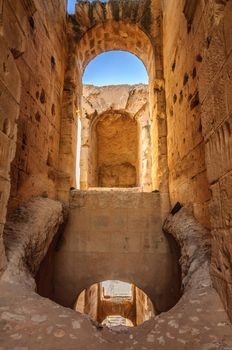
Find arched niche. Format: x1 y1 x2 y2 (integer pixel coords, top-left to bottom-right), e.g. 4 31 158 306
84 110 139 188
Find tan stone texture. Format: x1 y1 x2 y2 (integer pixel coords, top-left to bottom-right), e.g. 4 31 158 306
2 0 67 209
96 113 138 187
0 22 21 275
163 0 232 321
0 0 232 342
163 0 210 228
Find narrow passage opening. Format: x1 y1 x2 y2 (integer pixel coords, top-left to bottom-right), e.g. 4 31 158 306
74 280 154 328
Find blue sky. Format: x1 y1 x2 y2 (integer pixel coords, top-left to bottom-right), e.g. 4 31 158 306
67 0 108 13
67 0 75 13
83 51 148 86
67 1 148 86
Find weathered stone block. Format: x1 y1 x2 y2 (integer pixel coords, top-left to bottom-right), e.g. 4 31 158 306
209 182 223 229
0 178 10 224
220 172 232 228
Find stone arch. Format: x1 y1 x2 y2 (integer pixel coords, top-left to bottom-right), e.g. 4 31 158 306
77 20 155 81
74 280 155 326
58 0 168 201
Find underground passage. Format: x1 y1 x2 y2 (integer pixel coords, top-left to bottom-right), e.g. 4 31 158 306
75 280 155 327
0 0 232 349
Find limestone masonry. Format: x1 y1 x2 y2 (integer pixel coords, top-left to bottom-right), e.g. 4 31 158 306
0 0 232 349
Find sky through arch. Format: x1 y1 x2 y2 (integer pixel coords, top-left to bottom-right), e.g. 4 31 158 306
83 51 148 86
67 0 108 14
67 1 148 86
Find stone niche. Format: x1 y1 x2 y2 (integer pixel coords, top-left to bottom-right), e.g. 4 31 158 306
80 84 152 191
90 111 138 188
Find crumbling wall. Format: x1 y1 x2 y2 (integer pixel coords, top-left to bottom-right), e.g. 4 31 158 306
163 0 211 228
1 0 67 209
0 19 21 275
163 0 232 320
198 1 232 321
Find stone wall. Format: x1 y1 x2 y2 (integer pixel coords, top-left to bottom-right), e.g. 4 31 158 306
3 0 67 209
95 112 138 188
163 0 232 320
0 13 21 274
0 0 66 275
163 0 211 228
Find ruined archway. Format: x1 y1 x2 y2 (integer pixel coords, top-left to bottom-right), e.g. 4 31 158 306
58 1 168 202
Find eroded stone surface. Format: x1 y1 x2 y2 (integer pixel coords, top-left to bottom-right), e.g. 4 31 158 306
2 197 64 288
0 205 231 349
163 0 232 321
0 0 232 344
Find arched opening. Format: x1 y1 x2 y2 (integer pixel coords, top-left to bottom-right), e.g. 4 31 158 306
74 280 155 327
82 50 148 86
79 51 152 190
58 15 169 201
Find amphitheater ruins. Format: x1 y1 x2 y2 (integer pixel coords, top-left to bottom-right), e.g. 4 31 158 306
0 0 232 349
